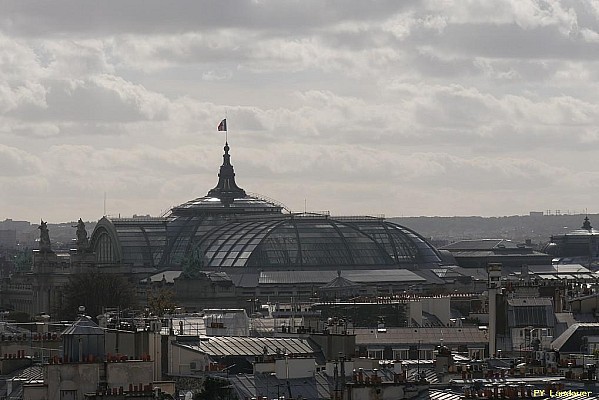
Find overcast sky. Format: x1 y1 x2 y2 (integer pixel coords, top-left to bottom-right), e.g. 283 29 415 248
2 0 599 223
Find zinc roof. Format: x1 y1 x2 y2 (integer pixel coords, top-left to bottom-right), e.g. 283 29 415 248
506 298 552 307
442 239 518 251
231 372 331 400
551 322 599 351
176 336 315 357
320 275 361 289
61 316 104 336
259 269 425 285
353 327 488 346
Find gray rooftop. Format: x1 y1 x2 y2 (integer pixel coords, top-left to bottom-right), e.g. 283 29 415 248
175 336 315 357
506 298 553 307
259 269 425 285
551 323 599 352
319 274 361 290
231 372 331 400
61 316 104 336
442 239 523 251
354 327 488 346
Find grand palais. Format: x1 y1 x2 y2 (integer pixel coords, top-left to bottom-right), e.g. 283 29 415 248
85 142 463 308
3 142 469 316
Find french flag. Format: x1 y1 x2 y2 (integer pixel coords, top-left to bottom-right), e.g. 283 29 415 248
218 119 227 132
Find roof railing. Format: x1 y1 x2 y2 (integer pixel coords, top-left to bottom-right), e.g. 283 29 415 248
333 215 386 221
289 211 331 219
246 192 290 212
108 216 167 223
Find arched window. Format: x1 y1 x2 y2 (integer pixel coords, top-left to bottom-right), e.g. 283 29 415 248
95 232 118 264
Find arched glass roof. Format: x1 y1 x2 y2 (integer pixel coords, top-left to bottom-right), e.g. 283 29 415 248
183 214 444 269
91 217 167 267
542 216 599 258
89 142 447 271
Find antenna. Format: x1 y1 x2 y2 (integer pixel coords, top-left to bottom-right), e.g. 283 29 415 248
104 192 107 216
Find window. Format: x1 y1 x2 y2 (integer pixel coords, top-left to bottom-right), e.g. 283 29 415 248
393 349 409 360
419 349 433 360
368 349 384 360
469 348 484 360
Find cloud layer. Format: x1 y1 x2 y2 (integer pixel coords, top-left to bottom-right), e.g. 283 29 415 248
1 0 599 222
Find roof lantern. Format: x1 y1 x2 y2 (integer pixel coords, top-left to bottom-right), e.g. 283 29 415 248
207 142 247 206
168 141 283 216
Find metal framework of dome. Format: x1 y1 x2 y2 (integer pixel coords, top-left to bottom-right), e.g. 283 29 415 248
89 142 449 271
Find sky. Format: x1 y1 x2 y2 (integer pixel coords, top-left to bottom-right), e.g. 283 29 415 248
2 0 599 223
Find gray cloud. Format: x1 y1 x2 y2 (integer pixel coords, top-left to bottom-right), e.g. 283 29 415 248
1 0 599 221
0 1 412 36
0 145 42 176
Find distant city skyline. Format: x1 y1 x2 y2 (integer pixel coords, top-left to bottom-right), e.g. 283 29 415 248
2 1 599 222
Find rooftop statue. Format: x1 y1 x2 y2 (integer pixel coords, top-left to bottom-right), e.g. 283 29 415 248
181 247 205 279
76 218 89 251
38 220 52 252
582 216 593 231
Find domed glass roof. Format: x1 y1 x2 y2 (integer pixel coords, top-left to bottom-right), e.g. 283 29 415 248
542 216 599 259
90 142 447 271
182 214 444 269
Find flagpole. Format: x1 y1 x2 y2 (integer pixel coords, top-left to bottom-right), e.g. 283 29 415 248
218 117 228 142
225 110 228 144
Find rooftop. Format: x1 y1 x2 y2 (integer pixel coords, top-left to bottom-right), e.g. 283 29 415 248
353 326 488 345
259 269 426 285
174 335 315 357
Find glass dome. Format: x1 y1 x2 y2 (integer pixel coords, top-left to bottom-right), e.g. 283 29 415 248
90 142 447 271
181 214 445 269
542 216 599 258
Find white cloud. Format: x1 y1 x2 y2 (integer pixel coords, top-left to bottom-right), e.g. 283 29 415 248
581 27 599 41
0 144 43 176
423 0 578 34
